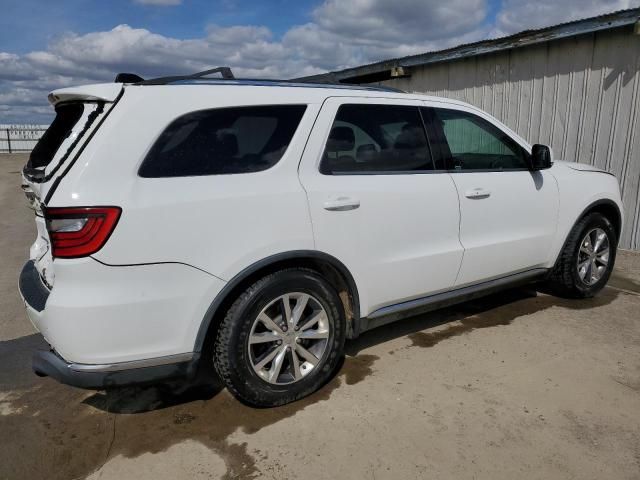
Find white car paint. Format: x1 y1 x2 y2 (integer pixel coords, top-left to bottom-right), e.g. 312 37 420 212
20 81 623 368
544 161 623 267
449 169 559 286
25 259 224 364
299 97 465 314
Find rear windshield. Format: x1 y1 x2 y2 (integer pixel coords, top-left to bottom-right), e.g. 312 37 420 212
26 102 104 175
138 105 307 177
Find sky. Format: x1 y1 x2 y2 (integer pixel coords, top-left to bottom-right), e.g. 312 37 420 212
1 0 638 124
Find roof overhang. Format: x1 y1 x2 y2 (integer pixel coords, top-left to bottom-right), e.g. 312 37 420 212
296 8 640 85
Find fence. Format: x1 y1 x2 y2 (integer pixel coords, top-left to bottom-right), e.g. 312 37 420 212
0 126 47 153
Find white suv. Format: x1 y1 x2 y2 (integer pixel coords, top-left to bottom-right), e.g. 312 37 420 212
20 72 623 406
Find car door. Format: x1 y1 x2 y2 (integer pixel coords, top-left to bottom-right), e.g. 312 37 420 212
298 97 464 317
422 104 559 287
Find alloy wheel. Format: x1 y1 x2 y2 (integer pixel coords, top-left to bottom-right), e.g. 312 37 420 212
248 292 330 385
577 228 610 285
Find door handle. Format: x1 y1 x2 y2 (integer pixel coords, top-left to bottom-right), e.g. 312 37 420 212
323 196 360 211
464 188 491 199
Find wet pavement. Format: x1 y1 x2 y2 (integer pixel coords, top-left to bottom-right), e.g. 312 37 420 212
0 332 379 479
1 153 640 479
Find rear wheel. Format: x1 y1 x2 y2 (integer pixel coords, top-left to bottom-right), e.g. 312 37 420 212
547 212 617 298
213 268 345 407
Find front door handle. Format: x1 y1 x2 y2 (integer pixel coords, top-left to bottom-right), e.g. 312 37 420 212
465 188 491 199
323 196 360 211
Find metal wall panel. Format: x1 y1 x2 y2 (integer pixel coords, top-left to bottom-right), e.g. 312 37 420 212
383 26 640 249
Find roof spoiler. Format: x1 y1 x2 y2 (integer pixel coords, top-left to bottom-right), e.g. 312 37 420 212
48 83 123 105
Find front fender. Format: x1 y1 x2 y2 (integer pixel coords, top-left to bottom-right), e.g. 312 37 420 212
548 163 623 267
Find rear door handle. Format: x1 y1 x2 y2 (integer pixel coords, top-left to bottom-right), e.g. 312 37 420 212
465 188 491 199
323 196 360 211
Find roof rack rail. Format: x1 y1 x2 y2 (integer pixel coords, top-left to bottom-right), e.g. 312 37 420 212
137 67 235 85
299 81 405 93
173 78 406 93
291 79 406 93
127 68 405 93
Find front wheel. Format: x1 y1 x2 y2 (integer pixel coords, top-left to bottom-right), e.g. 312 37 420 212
213 268 345 407
547 212 617 298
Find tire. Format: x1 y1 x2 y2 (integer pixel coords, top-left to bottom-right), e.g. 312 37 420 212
213 268 345 407
547 212 617 298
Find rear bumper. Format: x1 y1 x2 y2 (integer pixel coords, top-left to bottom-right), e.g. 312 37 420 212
32 347 200 389
18 258 224 388
18 258 224 365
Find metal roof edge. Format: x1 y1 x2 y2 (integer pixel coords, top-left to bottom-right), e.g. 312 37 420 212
296 8 640 83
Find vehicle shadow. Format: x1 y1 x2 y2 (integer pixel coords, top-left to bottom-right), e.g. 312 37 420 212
82 371 225 414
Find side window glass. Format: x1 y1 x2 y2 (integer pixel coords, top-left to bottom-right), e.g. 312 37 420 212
139 105 306 177
430 108 529 171
320 104 433 174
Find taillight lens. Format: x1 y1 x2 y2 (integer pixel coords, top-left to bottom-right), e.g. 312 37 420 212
45 207 121 258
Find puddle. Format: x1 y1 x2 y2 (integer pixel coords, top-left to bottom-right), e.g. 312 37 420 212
0 334 378 480
347 286 621 356
87 353 379 479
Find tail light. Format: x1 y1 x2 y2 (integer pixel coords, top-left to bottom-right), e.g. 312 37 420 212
45 207 121 258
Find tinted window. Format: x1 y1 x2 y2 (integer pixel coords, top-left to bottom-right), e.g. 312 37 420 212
139 105 306 177
28 103 84 169
429 108 529 171
320 104 433 174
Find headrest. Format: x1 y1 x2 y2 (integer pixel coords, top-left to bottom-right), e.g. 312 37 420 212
394 125 426 149
326 126 355 152
356 143 376 161
217 132 238 156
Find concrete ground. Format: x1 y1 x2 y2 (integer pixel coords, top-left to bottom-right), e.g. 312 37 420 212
1 152 639 480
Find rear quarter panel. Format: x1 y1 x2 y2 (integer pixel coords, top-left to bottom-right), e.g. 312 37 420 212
48 86 322 280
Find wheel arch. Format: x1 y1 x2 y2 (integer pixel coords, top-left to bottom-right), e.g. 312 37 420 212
194 250 361 354
553 198 622 268
576 198 622 242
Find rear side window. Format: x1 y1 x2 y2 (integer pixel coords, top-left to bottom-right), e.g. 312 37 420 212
139 105 306 177
26 102 106 173
320 104 433 174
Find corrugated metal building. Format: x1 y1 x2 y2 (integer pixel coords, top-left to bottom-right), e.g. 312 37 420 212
300 9 640 250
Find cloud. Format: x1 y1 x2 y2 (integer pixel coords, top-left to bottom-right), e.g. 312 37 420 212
133 0 182 6
312 0 488 44
1 0 639 123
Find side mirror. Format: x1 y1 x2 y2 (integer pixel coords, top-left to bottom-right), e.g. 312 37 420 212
530 144 552 170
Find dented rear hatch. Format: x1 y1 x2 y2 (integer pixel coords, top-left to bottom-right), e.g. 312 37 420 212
22 83 123 287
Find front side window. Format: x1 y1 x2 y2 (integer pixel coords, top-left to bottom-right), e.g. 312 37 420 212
139 105 306 177
320 104 433 174
429 108 529 171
